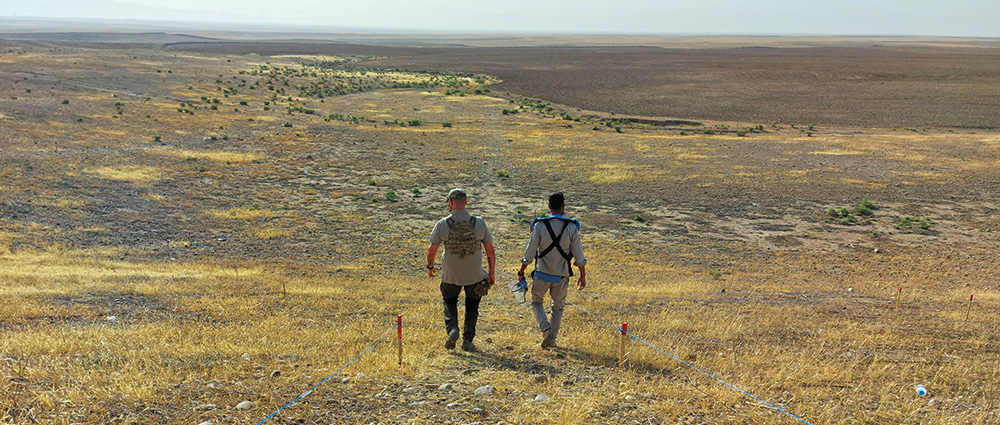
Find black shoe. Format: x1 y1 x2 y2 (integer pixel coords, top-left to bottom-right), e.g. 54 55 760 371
461 340 478 352
445 328 460 350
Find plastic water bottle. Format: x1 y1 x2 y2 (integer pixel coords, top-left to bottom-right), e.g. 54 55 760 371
915 384 927 396
509 278 528 304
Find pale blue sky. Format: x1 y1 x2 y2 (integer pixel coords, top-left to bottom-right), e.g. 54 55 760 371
2 0 998 37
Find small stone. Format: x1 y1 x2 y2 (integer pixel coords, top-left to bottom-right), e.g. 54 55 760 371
471 407 486 416
474 385 495 395
355 372 365 379
234 401 253 411
198 422 212 425
241 353 251 362
439 383 454 391
533 394 549 402
563 380 574 387
194 404 217 411
270 370 280 378
485 337 493 343
847 287 854 293
521 353 530 359
534 374 547 383
625 395 636 401
106 316 117 322
340 377 350 383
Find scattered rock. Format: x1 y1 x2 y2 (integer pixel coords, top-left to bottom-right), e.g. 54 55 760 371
474 385 495 395
471 407 486 416
198 422 212 425
241 353 251 362
625 395 636 401
235 401 253 411
439 383 454 391
194 404 217 411
534 374 547 383
521 353 530 359
270 370 281 378
485 337 493 343
562 380 574 387
340 377 351 383
533 394 550 402
847 287 854 293
356 372 366 379
106 316 117 322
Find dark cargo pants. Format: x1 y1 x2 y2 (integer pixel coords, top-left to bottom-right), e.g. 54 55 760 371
441 280 483 342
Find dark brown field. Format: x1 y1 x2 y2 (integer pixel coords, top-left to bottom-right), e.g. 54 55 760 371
163 41 1000 129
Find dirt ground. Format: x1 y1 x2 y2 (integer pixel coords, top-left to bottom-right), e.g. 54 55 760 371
2 35 1000 424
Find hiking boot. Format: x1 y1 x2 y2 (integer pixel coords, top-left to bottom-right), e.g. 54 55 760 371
461 340 478 352
541 329 557 348
445 328 460 350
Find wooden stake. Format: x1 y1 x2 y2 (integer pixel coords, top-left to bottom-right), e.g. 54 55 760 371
397 314 403 366
619 322 628 368
895 287 902 309
965 294 974 322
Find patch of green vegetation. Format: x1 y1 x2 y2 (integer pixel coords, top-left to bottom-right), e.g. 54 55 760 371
442 122 452 128
894 216 934 231
826 200 879 225
708 270 731 280
385 190 397 201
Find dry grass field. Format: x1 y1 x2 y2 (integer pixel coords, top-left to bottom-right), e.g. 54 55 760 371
1 35 1000 425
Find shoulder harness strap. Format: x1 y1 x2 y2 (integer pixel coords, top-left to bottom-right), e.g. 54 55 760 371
535 217 575 276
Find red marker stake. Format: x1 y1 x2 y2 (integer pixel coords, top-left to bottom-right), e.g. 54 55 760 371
397 314 403 366
896 287 902 309
966 295 974 322
619 322 629 368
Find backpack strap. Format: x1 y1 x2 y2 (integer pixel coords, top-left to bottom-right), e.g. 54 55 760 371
535 218 574 276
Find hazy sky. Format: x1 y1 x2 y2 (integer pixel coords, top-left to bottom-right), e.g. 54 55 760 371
3 0 999 37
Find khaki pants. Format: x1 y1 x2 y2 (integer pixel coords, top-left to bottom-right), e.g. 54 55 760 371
530 275 568 338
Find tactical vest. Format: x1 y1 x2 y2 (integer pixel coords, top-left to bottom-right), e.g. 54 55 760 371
445 216 478 258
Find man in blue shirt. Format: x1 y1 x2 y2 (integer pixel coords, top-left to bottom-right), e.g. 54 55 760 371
517 192 587 348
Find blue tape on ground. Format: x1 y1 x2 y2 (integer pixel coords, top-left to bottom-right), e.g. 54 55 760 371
567 300 815 425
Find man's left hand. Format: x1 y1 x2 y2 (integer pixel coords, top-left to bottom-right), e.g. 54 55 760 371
487 272 495 286
577 275 586 290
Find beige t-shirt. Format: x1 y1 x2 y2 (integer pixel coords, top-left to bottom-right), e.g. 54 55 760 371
430 209 492 286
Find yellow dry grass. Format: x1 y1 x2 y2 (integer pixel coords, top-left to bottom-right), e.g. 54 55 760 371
148 146 263 163
84 165 161 183
206 206 279 220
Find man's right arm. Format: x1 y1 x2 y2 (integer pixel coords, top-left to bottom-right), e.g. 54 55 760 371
426 244 440 278
427 220 444 278
518 227 540 279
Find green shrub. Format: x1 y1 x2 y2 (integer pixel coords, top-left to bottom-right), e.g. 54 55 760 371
442 122 452 128
385 190 397 201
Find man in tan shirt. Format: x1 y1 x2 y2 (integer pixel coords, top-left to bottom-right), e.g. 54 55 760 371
427 189 496 352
